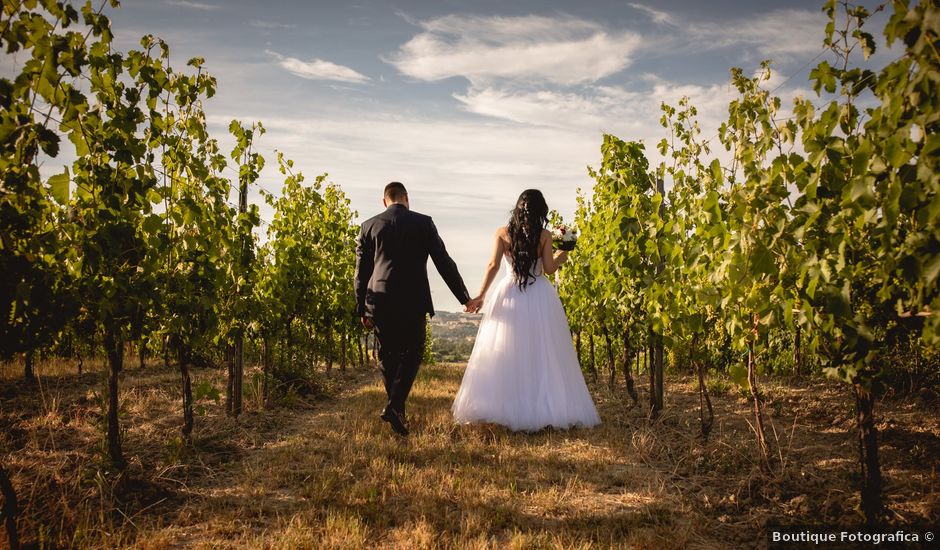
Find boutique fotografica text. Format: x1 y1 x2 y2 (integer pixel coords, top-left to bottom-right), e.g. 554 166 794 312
770 529 931 545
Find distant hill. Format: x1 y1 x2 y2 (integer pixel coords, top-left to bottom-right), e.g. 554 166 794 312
429 311 481 362
432 310 481 322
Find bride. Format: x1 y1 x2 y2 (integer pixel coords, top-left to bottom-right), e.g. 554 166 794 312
452 189 601 432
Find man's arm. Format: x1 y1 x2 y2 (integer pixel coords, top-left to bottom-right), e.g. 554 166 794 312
354 224 374 320
427 219 471 305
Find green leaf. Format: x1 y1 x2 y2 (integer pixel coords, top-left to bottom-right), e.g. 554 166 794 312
752 244 775 275
849 177 874 203
142 214 163 235
729 362 748 389
807 275 819 299
194 380 220 403
146 187 163 204
924 254 940 287
922 133 940 157
37 125 60 156
810 61 837 94
651 192 663 214
709 159 723 185
48 169 70 205
884 135 912 167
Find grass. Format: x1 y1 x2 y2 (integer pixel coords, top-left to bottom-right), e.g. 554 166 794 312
1 356 938 548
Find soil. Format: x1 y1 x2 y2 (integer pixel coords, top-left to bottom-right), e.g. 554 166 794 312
0 359 937 548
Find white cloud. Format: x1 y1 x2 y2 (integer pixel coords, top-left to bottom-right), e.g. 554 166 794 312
688 9 826 59
454 87 629 129
627 3 676 25
621 5 827 61
165 1 218 10
384 14 642 86
265 50 370 83
452 80 737 156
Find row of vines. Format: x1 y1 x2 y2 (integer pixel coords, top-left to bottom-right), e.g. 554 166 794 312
1 0 366 482
557 0 938 526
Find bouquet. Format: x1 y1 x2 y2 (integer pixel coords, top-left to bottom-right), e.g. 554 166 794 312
552 224 578 251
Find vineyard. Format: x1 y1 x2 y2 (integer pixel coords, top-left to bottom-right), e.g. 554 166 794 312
1 0 939 548
555 0 939 529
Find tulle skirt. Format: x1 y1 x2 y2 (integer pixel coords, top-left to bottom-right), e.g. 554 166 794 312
452 266 601 432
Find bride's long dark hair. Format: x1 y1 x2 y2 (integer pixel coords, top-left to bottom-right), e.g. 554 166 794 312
507 189 549 290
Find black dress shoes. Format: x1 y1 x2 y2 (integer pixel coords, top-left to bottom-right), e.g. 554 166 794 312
380 406 409 436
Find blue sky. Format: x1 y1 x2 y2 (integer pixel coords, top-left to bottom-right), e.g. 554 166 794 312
14 0 897 311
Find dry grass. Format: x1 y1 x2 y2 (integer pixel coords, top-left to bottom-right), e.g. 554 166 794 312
1 357 938 549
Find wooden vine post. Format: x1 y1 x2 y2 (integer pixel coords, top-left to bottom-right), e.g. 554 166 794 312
651 177 666 417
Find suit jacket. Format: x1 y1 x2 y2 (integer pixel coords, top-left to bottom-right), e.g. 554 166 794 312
355 204 470 319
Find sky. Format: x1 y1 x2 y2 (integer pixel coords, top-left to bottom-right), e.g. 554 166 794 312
9 0 898 311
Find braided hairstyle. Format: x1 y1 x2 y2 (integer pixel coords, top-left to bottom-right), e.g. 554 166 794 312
507 189 549 291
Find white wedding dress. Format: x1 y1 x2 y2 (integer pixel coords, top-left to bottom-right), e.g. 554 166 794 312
452 255 601 432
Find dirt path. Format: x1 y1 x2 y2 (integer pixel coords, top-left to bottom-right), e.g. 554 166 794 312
3 360 936 549
135 363 715 549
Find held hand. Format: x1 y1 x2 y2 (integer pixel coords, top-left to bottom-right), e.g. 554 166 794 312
360 316 375 330
464 296 483 313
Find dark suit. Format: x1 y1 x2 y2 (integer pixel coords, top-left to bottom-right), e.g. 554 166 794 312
355 203 470 415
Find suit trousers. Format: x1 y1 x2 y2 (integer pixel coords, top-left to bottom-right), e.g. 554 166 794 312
373 311 427 415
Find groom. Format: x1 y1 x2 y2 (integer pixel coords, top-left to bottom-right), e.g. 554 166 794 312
355 182 480 436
